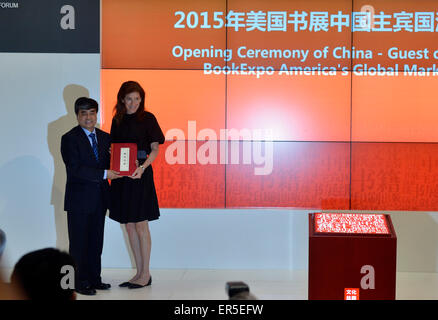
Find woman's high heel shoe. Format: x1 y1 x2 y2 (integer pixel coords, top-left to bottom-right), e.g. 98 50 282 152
118 281 132 288
128 276 152 289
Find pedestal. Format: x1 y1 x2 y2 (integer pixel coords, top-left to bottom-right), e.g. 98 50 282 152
308 213 397 300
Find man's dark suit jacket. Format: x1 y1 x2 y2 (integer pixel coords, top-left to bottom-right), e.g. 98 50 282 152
61 125 111 213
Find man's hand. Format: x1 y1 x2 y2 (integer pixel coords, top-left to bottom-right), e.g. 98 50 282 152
107 170 122 180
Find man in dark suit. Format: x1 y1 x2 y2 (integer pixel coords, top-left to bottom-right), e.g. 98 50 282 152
61 97 120 296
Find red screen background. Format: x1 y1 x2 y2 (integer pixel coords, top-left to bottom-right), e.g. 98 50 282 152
101 0 438 210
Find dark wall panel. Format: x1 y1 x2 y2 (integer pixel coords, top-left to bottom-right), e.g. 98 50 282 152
0 0 99 53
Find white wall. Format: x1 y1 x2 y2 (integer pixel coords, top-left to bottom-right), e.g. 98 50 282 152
0 53 100 268
103 209 309 270
1 53 438 273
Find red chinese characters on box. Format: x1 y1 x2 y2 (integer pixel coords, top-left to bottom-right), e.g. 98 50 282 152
314 213 390 235
344 288 360 300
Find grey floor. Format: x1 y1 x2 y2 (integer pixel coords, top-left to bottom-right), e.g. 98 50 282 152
3 268 437 300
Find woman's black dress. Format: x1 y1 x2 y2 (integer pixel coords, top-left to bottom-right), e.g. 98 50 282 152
109 111 165 224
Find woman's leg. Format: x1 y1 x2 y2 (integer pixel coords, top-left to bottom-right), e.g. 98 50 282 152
131 220 151 285
125 223 143 282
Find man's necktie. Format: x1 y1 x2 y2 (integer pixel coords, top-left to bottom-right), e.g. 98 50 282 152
89 133 99 161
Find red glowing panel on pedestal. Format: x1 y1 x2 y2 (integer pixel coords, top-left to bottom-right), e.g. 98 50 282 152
314 213 390 235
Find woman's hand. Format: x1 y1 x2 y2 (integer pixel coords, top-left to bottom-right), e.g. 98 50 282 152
130 162 148 179
130 167 143 179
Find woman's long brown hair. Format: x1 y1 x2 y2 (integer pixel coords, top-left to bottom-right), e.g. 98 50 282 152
113 81 146 125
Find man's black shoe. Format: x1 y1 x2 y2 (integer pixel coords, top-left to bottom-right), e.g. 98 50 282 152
75 286 97 296
93 282 111 290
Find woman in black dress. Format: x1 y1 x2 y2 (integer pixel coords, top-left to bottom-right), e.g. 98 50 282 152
109 81 165 288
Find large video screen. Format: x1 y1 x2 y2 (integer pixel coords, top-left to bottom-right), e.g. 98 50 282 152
101 0 438 210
